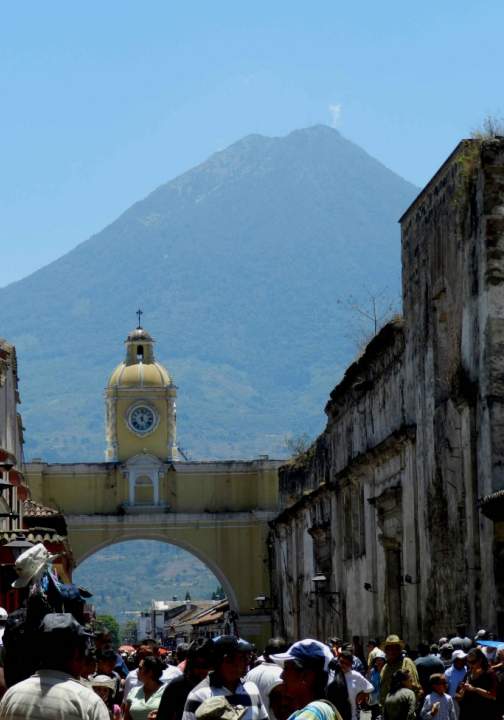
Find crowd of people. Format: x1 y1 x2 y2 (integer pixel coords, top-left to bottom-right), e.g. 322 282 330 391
0 544 502 719
0 614 503 720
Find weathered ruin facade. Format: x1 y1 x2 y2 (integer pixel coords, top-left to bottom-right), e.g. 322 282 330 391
269 139 504 644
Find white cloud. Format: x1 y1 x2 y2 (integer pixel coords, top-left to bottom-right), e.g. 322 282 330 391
329 103 342 127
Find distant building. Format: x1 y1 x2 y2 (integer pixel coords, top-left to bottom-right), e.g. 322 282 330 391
0 338 72 610
133 599 226 646
189 599 234 640
270 138 504 644
0 338 27 530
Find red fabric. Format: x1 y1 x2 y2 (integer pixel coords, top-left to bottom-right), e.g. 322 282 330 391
17 485 29 501
8 470 23 486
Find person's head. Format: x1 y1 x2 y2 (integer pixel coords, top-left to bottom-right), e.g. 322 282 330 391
136 641 159 664
96 648 117 675
94 629 113 652
417 642 430 657
37 613 91 678
138 638 159 651
474 629 487 643
81 648 97 678
328 637 342 657
186 639 214 682
429 674 448 694
213 636 254 684
372 651 386 672
430 644 439 656
264 637 289 663
367 639 377 652
138 655 164 685
455 623 466 636
272 639 332 705
495 645 504 664
384 635 404 663
389 670 411 695
338 650 353 674
466 647 488 673
439 644 454 661
91 675 116 707
451 650 467 670
176 642 190 664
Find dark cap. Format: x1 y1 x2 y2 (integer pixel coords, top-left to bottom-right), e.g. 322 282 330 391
213 635 254 656
39 613 91 637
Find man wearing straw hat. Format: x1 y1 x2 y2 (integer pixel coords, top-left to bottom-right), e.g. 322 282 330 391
379 635 421 706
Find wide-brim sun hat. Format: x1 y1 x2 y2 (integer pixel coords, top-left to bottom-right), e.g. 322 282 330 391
12 543 60 589
271 638 333 672
90 674 116 691
195 697 247 720
383 634 405 649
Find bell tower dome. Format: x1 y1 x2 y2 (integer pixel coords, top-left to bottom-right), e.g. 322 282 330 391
105 316 178 462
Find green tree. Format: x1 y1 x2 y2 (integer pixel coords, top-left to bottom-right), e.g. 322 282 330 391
211 585 225 600
185 591 191 601
96 614 121 647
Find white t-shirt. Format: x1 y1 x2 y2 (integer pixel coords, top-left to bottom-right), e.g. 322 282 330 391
343 669 373 720
0 669 110 720
123 664 182 700
245 662 283 719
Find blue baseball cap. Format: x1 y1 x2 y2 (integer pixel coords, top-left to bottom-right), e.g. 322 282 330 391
271 639 333 671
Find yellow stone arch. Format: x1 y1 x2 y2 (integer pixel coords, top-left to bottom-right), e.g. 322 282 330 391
26 458 280 645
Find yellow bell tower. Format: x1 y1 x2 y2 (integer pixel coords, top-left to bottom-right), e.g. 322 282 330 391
105 316 178 462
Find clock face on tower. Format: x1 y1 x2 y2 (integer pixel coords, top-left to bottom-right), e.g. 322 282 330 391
127 404 157 435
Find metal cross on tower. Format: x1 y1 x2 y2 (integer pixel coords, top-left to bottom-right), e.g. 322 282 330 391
136 308 143 328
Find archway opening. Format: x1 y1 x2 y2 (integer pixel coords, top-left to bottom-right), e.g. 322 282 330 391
73 539 230 645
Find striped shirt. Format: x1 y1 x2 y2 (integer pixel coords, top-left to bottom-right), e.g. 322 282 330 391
288 701 343 720
182 673 267 720
0 669 110 720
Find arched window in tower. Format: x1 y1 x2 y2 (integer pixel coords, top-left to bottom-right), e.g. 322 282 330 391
135 475 154 505
136 345 144 361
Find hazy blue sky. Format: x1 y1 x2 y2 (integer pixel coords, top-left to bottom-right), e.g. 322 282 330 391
1 1 503 286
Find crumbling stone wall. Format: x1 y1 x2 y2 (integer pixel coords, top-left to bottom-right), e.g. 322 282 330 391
270 139 504 643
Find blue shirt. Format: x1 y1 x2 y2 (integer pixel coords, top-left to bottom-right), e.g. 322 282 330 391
445 665 466 698
420 692 456 720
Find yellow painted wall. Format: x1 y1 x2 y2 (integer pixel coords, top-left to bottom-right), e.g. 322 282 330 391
115 395 170 461
26 462 279 515
25 458 280 648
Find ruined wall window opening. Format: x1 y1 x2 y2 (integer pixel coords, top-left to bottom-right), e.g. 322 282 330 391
343 483 366 560
137 345 144 362
309 520 332 577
